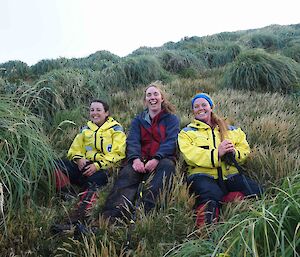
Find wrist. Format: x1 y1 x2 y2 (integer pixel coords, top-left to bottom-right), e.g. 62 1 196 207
153 155 161 161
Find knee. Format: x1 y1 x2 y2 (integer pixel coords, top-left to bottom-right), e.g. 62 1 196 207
156 158 176 175
159 158 175 167
192 184 223 203
88 170 108 187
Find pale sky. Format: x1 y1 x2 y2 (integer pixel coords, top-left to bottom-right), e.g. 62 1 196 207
0 0 299 66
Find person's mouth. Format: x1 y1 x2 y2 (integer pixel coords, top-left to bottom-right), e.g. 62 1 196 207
149 100 158 105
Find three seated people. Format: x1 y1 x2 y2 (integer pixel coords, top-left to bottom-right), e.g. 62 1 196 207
54 84 262 232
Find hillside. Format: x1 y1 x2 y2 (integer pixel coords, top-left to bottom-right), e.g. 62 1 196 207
0 23 299 256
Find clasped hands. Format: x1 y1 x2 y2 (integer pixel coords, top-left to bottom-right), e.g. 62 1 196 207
132 158 159 173
76 158 97 177
218 139 235 159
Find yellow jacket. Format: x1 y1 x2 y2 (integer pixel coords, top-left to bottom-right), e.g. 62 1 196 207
178 119 250 179
67 117 126 171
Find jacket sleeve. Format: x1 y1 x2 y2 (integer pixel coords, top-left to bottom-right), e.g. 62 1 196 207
93 128 127 170
126 117 142 162
178 130 219 168
232 128 250 164
67 133 85 161
154 114 180 160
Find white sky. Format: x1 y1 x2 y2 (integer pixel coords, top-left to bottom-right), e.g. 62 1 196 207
0 0 299 66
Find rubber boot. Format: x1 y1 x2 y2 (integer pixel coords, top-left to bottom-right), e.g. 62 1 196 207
54 169 70 190
196 200 219 227
70 183 98 223
52 184 98 234
221 191 244 203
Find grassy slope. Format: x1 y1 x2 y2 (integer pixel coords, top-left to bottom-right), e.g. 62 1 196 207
0 24 299 256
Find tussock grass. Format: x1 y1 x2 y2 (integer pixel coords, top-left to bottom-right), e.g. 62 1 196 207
159 50 205 77
247 32 281 50
222 50 300 93
99 55 165 91
0 97 57 211
0 60 30 82
282 45 300 63
47 108 85 157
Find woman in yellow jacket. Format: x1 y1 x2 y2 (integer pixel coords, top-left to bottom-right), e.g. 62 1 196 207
53 99 126 233
178 93 262 226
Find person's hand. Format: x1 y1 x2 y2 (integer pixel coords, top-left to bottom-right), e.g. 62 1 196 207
145 159 159 172
218 140 235 158
132 158 146 173
77 158 88 171
82 163 98 177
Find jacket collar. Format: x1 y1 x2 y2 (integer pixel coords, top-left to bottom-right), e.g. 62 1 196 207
141 109 166 124
189 119 214 130
87 117 118 131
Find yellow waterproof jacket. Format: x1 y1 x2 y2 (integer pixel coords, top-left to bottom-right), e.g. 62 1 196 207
67 117 126 171
178 119 250 179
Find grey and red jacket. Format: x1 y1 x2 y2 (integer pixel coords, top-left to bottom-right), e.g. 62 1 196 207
126 109 180 163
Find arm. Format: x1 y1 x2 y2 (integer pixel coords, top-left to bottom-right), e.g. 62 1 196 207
67 133 89 171
126 117 142 162
154 114 180 160
67 133 85 161
232 128 250 164
178 130 219 168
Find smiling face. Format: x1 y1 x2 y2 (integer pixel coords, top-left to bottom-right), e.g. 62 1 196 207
193 97 213 125
89 102 109 126
144 86 164 114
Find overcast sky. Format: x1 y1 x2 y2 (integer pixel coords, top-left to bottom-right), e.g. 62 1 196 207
1 0 299 66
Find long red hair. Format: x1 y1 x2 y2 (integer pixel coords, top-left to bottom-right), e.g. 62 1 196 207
144 81 176 114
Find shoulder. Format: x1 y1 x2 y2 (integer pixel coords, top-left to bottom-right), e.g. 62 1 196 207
227 125 245 133
227 125 238 131
164 112 180 123
181 126 198 132
227 125 247 137
106 117 125 132
79 125 89 133
111 124 124 132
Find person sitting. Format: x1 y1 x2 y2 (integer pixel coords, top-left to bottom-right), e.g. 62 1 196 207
178 93 263 226
52 99 126 233
102 82 180 222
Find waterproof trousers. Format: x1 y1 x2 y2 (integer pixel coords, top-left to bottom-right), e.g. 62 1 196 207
102 158 176 219
53 159 108 226
188 173 263 226
54 159 108 190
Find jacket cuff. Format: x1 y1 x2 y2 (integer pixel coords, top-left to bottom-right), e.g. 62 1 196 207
153 155 162 161
94 162 101 171
72 155 83 161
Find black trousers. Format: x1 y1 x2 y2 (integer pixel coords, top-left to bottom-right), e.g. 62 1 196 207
56 159 108 189
102 158 176 219
188 173 263 207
